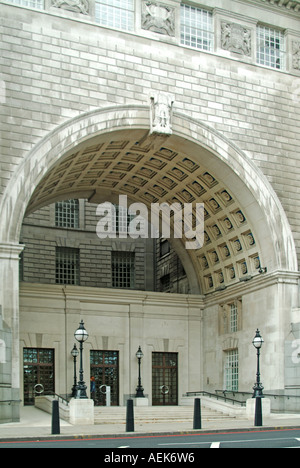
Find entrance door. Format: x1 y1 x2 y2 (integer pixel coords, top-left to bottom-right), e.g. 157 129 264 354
23 348 55 405
152 352 178 406
90 350 119 406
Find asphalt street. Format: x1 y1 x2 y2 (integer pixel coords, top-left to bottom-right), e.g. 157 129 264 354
1 428 300 449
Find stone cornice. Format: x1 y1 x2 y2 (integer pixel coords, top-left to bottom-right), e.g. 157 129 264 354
248 0 300 14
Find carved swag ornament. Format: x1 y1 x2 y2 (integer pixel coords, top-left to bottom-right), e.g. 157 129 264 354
142 1 175 36
52 0 89 15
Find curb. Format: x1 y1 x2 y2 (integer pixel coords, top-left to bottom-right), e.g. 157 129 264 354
1 425 300 443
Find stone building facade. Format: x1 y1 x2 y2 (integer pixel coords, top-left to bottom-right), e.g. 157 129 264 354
0 0 300 421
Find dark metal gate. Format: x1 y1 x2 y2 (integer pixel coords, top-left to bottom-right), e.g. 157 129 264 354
23 348 55 405
152 352 178 406
90 350 119 406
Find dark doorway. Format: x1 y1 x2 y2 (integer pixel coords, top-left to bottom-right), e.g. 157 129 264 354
152 352 178 406
90 350 119 406
23 348 55 405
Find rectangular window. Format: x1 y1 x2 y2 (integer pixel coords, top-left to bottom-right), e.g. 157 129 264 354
230 303 238 333
56 247 80 285
256 25 285 70
112 251 135 289
95 0 135 31
6 0 44 9
225 349 239 392
180 4 213 52
55 200 79 229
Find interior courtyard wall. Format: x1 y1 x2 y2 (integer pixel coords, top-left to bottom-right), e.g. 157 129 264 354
19 283 203 404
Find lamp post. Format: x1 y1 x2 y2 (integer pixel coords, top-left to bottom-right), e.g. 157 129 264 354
74 320 89 399
71 343 79 398
252 328 264 426
135 346 145 398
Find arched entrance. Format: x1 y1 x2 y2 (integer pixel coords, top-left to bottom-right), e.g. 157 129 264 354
0 106 297 417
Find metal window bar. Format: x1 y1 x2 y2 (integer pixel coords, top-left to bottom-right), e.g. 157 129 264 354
180 4 214 52
230 303 238 333
225 349 239 392
112 251 135 289
55 247 80 285
55 200 79 229
95 0 135 31
5 0 44 8
256 25 285 70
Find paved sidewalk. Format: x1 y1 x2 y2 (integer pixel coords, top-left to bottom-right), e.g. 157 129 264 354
0 407 300 441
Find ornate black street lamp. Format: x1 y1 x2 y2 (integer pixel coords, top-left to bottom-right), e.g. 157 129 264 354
71 343 79 398
252 328 264 426
135 346 145 398
74 320 89 399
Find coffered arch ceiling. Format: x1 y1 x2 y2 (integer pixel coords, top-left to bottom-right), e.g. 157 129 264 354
25 127 273 295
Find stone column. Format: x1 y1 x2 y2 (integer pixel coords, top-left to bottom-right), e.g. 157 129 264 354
0 243 24 422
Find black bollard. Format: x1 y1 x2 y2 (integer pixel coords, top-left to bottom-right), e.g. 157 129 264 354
51 400 60 435
126 399 135 432
193 398 202 430
254 397 263 427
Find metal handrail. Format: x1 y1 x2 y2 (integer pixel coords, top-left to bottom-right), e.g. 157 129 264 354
38 392 70 406
185 391 247 407
0 399 21 405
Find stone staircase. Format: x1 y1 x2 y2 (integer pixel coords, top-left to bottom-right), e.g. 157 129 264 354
94 405 234 425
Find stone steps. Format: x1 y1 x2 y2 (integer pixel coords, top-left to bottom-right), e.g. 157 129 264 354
94 405 234 424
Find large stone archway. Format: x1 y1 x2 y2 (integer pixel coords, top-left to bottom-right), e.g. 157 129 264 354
0 106 298 419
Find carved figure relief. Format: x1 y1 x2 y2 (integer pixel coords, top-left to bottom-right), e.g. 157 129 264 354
150 92 174 135
142 1 175 36
0 339 6 364
292 42 300 70
51 0 89 15
221 22 251 56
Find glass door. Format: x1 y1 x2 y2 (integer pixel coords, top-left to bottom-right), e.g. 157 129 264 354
152 352 178 406
90 350 119 406
23 348 55 405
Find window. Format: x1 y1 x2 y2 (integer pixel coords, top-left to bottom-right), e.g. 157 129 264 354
160 239 170 258
257 25 285 70
56 247 80 285
95 0 135 31
112 251 135 289
180 4 213 52
6 0 44 8
230 303 238 333
160 274 171 292
224 349 239 392
55 200 79 229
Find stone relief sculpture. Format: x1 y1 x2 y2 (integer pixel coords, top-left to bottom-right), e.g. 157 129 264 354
51 0 89 15
221 22 251 56
0 339 6 364
142 1 175 36
150 92 175 135
292 42 300 70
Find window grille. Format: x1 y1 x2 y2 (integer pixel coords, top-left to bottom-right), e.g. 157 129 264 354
112 251 135 289
230 303 238 333
180 4 213 52
56 247 80 285
6 0 44 9
225 349 239 392
95 0 135 31
55 200 79 229
257 25 285 70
